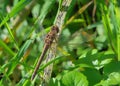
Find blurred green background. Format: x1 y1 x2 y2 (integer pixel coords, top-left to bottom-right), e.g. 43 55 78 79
0 0 120 86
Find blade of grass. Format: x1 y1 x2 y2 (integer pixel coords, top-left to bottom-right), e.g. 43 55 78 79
0 0 31 27
101 3 117 56
38 56 64 72
35 0 56 24
0 13 19 50
63 0 93 28
13 0 37 30
109 1 118 52
0 39 15 56
1 39 33 76
118 34 120 61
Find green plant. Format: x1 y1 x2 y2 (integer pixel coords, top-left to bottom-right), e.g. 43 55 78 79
0 0 120 86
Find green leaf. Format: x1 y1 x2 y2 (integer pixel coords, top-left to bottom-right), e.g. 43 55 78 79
107 72 120 85
103 61 120 75
96 61 120 85
61 70 88 86
81 68 102 86
74 50 114 68
96 72 120 86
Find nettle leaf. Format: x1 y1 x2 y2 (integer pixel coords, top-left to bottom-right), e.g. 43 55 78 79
74 50 115 68
96 72 120 86
81 68 102 86
95 61 120 85
106 72 120 85
103 61 120 75
61 70 88 86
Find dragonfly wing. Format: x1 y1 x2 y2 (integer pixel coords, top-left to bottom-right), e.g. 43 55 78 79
43 40 57 83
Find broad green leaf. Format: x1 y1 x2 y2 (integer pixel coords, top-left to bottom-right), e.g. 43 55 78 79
96 72 120 86
96 61 120 85
106 72 120 85
81 68 102 86
74 50 115 68
61 70 88 86
103 61 120 75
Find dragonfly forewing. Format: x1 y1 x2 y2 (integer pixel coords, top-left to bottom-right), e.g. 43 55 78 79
31 26 59 80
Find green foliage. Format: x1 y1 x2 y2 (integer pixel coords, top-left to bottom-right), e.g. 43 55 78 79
0 0 120 86
0 0 31 27
61 70 88 86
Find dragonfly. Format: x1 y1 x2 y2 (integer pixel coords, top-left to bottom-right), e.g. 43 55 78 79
30 0 95 83
31 25 59 80
31 0 72 83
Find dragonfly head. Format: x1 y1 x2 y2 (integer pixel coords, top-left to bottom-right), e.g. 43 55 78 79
51 25 59 33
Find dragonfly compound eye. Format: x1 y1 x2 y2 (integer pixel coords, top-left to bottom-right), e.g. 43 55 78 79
52 25 59 33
